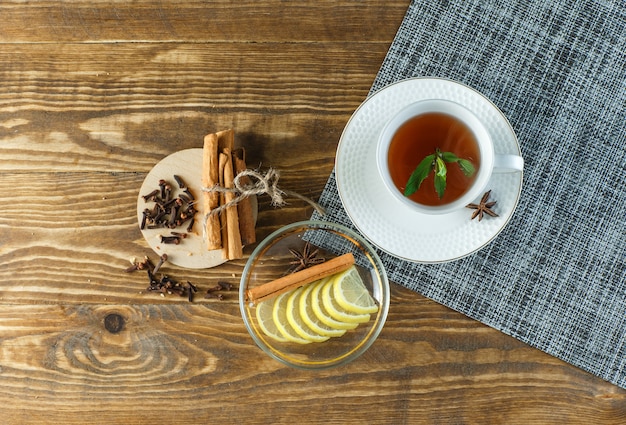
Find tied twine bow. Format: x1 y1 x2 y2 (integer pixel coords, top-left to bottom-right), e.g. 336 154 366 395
201 168 326 217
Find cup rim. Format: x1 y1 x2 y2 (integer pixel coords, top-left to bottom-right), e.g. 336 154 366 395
376 99 494 214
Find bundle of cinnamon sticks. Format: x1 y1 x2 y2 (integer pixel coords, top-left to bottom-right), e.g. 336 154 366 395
201 129 256 260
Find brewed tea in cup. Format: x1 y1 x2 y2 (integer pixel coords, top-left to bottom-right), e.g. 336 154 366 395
377 99 523 214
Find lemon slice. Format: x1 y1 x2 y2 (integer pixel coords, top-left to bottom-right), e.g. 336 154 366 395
311 278 358 330
321 277 370 323
299 279 347 338
273 291 312 344
286 286 330 342
332 266 379 315
255 297 288 343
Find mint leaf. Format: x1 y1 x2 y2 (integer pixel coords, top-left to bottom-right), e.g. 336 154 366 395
435 156 447 177
404 154 435 196
434 156 447 198
434 174 446 199
441 151 460 163
458 159 476 177
403 149 474 199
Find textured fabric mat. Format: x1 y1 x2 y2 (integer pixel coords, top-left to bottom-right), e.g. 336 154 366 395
312 0 626 388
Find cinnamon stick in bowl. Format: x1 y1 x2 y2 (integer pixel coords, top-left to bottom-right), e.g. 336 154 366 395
246 253 355 304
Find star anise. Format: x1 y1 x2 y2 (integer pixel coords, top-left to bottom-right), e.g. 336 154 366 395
466 190 499 221
288 242 325 273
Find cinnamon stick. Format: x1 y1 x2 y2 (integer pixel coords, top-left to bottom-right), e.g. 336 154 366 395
221 148 243 260
246 253 355 304
232 148 256 246
218 152 229 259
216 128 234 151
202 133 221 250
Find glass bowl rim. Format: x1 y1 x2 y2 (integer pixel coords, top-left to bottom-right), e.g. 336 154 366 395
239 219 390 369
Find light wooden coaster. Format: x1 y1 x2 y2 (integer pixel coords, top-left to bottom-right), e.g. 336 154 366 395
136 148 257 269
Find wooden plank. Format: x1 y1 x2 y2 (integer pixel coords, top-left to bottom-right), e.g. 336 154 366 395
0 43 386 172
0 297 623 424
0 1 408 43
0 43 382 114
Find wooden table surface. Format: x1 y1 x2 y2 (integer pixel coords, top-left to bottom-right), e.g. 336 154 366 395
1 2 624 424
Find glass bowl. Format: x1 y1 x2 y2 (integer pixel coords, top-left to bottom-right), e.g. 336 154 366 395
239 220 389 369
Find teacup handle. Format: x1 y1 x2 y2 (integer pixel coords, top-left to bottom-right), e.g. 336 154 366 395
493 154 524 173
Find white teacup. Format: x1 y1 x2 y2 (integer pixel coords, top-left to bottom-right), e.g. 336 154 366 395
376 99 523 215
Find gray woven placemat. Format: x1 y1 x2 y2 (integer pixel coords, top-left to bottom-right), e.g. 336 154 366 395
312 0 626 388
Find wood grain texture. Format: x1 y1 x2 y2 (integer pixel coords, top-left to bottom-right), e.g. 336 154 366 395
0 1 624 424
0 1 408 43
0 293 624 424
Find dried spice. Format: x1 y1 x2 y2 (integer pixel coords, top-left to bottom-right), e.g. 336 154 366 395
125 254 235 301
288 242 325 274
186 281 198 302
466 190 499 221
141 175 197 236
204 281 233 300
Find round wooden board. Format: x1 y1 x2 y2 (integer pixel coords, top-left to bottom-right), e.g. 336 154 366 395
136 148 257 269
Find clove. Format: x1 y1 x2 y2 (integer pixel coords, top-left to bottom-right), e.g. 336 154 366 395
217 281 234 291
204 291 224 301
152 254 168 274
140 209 150 230
173 174 186 189
142 189 160 202
141 176 198 241
186 218 195 233
186 281 198 302
160 235 181 244
203 280 235 301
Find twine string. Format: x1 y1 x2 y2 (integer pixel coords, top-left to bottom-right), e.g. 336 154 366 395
201 168 326 217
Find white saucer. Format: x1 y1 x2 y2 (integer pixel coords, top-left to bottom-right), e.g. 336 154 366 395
137 148 256 269
335 77 523 263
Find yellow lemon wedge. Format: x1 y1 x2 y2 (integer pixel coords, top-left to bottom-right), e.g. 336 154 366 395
254 264 377 345
286 286 330 342
321 276 370 324
255 297 288 343
272 291 311 344
311 278 359 330
299 279 347 338
332 266 379 315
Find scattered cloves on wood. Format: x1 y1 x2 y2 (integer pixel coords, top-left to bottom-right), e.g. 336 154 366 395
186 281 198 302
204 291 224 301
125 256 154 273
124 253 234 302
206 284 222 293
142 256 155 272
203 280 235 300
217 281 233 291
152 254 168 274
125 263 140 273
